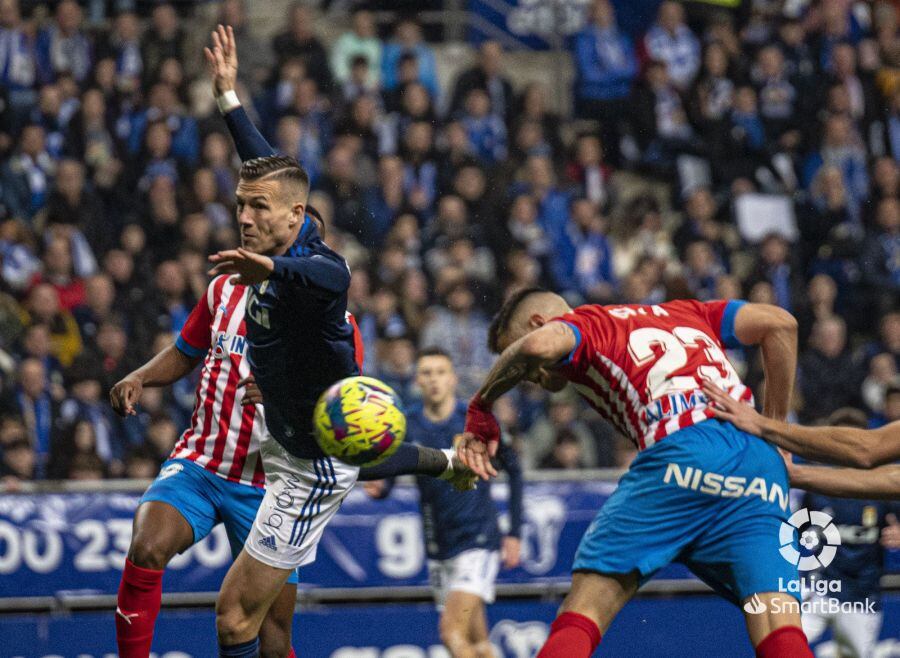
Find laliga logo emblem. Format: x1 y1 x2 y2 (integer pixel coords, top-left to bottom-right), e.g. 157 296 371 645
779 508 841 571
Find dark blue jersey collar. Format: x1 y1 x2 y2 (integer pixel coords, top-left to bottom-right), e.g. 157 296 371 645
287 214 318 257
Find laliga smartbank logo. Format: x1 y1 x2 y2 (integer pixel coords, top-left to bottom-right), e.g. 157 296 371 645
778 508 841 571
743 508 867 617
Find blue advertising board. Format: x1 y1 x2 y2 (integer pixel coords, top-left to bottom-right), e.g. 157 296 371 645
1 481 898 598
4 596 900 657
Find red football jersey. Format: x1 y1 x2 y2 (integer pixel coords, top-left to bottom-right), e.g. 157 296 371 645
555 299 754 450
170 275 366 487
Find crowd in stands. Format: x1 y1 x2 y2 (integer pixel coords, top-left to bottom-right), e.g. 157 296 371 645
0 0 898 484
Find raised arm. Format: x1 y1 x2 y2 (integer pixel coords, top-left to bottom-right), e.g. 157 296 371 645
731 303 798 421
703 383 900 469
205 24 276 161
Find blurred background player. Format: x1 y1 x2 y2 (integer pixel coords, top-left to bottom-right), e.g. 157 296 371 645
800 408 900 658
366 347 523 658
457 289 813 658
109 273 298 658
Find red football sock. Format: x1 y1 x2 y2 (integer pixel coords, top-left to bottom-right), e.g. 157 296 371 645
755 626 813 658
116 558 164 658
537 611 602 658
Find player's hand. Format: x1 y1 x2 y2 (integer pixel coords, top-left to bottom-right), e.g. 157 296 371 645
501 536 521 569
363 480 388 498
463 394 500 465
208 248 274 285
881 514 900 549
455 433 498 480
110 376 143 416
238 375 263 406
700 381 765 436
204 24 238 97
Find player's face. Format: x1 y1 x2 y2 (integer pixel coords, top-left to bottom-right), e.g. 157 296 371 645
416 355 457 405
235 179 304 255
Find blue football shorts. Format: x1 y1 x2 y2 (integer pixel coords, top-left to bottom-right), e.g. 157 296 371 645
140 458 300 584
574 418 798 605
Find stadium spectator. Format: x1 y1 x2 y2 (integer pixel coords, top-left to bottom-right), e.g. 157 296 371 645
381 17 438 100
419 281 492 397
538 429 586 470
643 1 701 90
331 8 381 86
36 0 92 84
0 0 38 124
1 122 53 219
525 391 597 469
570 0 636 160
141 3 186 84
5 357 59 476
450 40 514 123
95 11 142 93
272 2 332 93
799 316 864 422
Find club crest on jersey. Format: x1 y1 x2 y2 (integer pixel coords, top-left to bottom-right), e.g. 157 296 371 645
212 331 247 359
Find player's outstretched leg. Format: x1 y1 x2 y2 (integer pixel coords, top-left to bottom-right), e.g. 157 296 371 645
216 549 293 657
116 501 194 658
537 571 638 658
743 592 813 658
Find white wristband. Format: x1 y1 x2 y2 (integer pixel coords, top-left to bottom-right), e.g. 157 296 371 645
438 448 456 479
216 90 241 114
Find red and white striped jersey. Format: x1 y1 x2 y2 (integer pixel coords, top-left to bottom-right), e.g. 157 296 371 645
171 275 266 487
555 299 755 451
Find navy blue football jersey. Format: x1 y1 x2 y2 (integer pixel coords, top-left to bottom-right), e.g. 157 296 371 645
408 400 524 560
245 218 361 458
804 492 900 608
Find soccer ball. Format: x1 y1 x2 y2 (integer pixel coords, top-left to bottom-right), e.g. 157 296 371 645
313 376 406 466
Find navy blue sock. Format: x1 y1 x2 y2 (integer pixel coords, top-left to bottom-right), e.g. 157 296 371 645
219 637 259 658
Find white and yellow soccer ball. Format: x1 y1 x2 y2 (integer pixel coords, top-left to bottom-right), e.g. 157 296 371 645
313 376 406 466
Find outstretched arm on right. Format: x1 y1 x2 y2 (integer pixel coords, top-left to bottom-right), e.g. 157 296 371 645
789 462 900 500
703 382 900 469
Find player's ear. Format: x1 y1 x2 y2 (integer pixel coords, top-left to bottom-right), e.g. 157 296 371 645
529 313 546 329
289 202 305 228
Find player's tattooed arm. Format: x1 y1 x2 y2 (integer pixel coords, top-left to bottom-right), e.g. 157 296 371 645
477 321 576 405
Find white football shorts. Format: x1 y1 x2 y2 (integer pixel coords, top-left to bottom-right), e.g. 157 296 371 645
428 548 500 610
246 434 359 570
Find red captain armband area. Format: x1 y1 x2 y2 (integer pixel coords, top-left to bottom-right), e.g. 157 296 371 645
464 395 501 445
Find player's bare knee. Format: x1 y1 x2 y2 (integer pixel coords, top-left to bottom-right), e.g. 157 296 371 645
472 640 495 658
216 603 256 644
439 615 471 653
127 535 176 571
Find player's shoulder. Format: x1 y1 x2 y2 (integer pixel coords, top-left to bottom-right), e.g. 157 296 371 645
207 275 248 303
